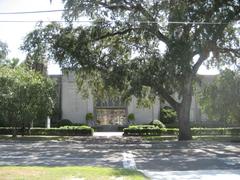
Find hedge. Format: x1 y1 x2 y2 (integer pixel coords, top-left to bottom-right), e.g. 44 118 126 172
0 126 94 136
191 127 240 136
123 125 165 136
123 126 240 136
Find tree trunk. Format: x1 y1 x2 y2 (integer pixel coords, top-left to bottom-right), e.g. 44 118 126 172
12 127 17 138
177 76 193 141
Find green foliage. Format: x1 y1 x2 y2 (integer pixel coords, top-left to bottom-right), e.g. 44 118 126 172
0 40 8 60
0 126 94 136
127 113 135 121
85 113 94 121
59 125 92 130
160 106 177 124
123 125 165 136
197 69 240 123
123 127 240 136
191 127 240 136
0 41 19 68
151 119 166 129
0 66 55 132
53 119 73 128
22 1 240 140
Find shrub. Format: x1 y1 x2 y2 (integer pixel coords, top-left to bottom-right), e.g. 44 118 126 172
0 118 7 127
123 127 240 136
127 113 135 121
151 119 166 128
191 127 240 136
127 113 135 125
0 126 94 136
53 119 73 128
123 125 165 136
86 113 94 121
86 113 94 126
160 106 177 124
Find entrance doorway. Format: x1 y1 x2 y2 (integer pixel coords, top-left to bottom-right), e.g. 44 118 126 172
96 108 127 125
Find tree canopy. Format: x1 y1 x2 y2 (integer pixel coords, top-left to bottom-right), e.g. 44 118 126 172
0 66 55 135
197 69 240 124
22 0 240 140
0 40 8 61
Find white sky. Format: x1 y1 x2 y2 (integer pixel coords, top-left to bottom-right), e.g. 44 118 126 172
0 0 219 75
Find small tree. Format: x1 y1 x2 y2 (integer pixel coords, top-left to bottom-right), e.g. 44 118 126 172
197 69 240 124
127 113 135 125
86 113 94 126
0 66 55 137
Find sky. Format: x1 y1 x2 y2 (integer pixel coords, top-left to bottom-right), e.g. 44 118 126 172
0 0 219 75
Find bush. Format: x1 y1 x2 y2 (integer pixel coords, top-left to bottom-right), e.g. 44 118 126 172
151 120 166 128
86 113 94 121
161 128 179 135
160 106 177 124
123 125 165 136
53 119 73 128
0 126 94 136
0 119 7 127
86 113 94 126
123 127 240 136
127 113 135 121
127 113 135 125
191 127 240 136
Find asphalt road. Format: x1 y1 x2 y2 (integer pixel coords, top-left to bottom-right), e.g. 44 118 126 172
0 137 240 179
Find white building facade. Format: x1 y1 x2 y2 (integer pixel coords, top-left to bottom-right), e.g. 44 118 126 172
52 73 213 125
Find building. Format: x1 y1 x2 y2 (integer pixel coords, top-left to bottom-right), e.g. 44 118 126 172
50 72 216 126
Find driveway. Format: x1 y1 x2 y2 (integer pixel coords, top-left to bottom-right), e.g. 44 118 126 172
0 137 239 179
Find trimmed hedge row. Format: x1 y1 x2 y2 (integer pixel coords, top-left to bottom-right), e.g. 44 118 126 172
123 125 165 136
123 126 240 136
0 126 94 136
191 128 240 136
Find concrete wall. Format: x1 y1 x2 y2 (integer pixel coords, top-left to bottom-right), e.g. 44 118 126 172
61 73 161 124
60 73 216 124
128 97 160 124
61 73 93 124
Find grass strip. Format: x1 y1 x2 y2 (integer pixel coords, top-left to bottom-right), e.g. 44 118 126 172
0 166 148 180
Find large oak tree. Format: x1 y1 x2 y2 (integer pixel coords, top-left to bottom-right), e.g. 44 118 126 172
22 0 240 140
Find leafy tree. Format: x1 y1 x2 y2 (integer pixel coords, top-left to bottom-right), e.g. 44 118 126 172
0 40 20 68
0 66 55 136
22 1 240 140
160 106 177 124
0 40 8 61
197 69 240 124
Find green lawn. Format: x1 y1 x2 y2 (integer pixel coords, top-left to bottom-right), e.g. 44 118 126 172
0 166 148 180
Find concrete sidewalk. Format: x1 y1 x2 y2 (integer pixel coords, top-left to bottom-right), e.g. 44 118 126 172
93 132 123 137
141 169 240 180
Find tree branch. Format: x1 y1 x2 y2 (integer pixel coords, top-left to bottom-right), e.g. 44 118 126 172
158 86 180 111
192 56 206 75
135 4 169 44
98 2 132 11
94 27 134 41
218 47 240 58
